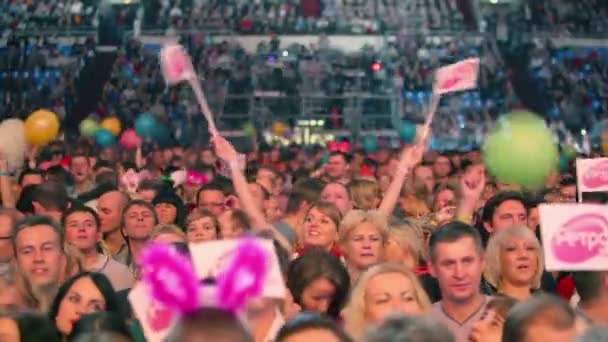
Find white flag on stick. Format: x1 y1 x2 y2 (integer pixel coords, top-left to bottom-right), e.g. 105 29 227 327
434 58 480 95
159 43 218 136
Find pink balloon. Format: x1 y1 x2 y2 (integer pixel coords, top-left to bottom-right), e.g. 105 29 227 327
120 129 141 149
160 44 194 84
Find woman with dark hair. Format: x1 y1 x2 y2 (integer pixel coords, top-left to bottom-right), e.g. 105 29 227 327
68 312 132 342
287 248 350 319
0 312 60 342
48 272 121 337
152 190 186 228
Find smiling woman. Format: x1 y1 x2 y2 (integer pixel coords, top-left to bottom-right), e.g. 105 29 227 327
48 272 121 337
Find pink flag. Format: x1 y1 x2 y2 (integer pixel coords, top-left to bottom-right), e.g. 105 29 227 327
434 58 480 95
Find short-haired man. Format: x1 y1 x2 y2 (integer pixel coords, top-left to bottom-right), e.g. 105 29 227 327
12 216 65 307
69 154 95 197
31 181 70 222
121 200 159 273
573 271 608 325
481 191 528 235
429 221 490 342
17 169 44 190
274 188 319 246
502 294 576 342
433 154 453 185
325 152 351 184
63 205 134 290
97 190 130 264
197 183 227 217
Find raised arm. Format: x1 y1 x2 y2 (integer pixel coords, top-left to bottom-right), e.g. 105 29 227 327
0 154 15 208
456 164 486 225
213 135 292 252
378 144 424 217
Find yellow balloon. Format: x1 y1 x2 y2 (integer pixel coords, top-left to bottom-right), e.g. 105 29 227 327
272 121 287 137
101 117 122 136
24 109 60 146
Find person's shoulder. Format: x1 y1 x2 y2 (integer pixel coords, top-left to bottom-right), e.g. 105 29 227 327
106 256 134 275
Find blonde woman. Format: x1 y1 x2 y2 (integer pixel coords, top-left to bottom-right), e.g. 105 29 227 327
384 220 424 271
348 179 381 210
484 226 544 301
339 210 388 282
150 224 187 244
343 263 432 340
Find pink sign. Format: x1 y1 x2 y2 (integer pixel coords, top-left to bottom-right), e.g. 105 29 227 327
576 158 608 202
434 58 480 95
581 159 608 189
189 238 286 300
539 204 608 271
129 283 179 342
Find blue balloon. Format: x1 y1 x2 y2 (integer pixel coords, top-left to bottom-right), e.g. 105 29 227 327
95 129 116 147
363 136 378 154
135 113 158 138
398 121 417 142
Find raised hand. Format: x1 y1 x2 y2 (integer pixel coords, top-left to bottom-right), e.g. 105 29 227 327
435 205 457 226
460 164 486 202
399 144 424 171
212 135 238 162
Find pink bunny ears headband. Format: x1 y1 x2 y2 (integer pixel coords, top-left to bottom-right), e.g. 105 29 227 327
139 239 269 314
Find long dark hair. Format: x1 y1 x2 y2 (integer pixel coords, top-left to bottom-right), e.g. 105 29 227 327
48 272 121 329
287 248 350 319
9 312 61 342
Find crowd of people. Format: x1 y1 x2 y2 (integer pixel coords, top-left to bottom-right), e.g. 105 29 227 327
0 118 606 341
1 32 607 144
1 0 607 36
0 1 607 340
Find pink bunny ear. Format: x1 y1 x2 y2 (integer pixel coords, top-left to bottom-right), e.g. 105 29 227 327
216 238 269 312
140 243 200 314
160 44 195 85
186 170 209 186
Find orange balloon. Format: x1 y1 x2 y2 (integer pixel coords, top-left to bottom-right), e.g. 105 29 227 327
100 117 122 136
24 109 60 146
272 121 288 137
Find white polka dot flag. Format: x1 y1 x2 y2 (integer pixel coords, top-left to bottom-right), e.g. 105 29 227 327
434 57 480 95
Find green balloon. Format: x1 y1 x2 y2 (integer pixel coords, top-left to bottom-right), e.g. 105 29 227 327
483 111 558 189
79 119 99 137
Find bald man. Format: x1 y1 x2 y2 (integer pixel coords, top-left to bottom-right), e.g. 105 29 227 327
97 190 130 264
